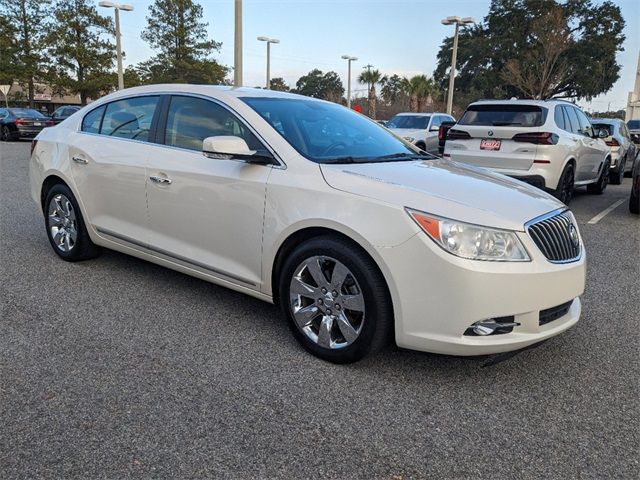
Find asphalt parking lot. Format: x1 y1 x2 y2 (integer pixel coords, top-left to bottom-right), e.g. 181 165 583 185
1 140 638 479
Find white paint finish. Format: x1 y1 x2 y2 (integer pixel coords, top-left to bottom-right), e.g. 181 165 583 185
586 199 625 224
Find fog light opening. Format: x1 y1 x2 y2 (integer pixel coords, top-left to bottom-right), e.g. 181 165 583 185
465 317 520 336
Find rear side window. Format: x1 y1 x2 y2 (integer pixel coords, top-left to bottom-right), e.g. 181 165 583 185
563 106 580 134
554 106 566 130
81 105 105 133
574 108 594 137
164 95 262 152
101 96 160 141
459 104 547 127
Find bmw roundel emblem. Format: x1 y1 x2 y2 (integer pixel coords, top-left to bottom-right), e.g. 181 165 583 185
569 224 579 248
488 130 494 136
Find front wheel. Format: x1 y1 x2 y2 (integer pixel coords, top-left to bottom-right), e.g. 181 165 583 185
1 125 12 141
279 236 393 363
587 158 611 195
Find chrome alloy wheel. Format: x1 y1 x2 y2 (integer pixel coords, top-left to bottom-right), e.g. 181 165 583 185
47 194 78 252
289 256 365 349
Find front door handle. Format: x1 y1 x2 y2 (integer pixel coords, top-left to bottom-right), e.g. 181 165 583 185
72 156 88 165
149 175 172 185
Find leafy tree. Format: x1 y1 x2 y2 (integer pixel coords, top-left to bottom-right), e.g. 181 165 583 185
269 77 290 92
46 0 115 105
0 0 50 107
138 0 228 84
358 68 383 119
434 0 625 103
403 75 439 112
380 74 407 106
293 69 344 103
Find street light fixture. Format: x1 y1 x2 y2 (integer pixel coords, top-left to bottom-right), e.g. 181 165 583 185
341 55 358 108
99 1 134 91
441 16 475 115
257 36 280 89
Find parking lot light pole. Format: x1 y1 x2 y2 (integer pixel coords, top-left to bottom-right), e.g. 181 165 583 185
257 37 280 89
98 1 134 91
341 55 358 108
441 16 475 115
234 0 243 87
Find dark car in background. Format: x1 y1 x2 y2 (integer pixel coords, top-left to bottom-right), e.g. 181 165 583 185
0 108 53 141
628 119 640 144
50 105 81 125
630 152 639 214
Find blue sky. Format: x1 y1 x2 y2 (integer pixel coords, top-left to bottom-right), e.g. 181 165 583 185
115 0 639 112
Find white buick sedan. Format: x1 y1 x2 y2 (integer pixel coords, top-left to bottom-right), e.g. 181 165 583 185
29 85 585 363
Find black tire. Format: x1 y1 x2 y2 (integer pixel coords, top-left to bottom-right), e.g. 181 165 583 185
553 163 575 205
43 183 100 261
609 156 625 185
630 182 639 214
278 236 393 364
1 125 12 141
587 158 611 195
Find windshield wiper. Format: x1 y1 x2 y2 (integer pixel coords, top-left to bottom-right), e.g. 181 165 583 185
321 156 359 164
372 153 435 161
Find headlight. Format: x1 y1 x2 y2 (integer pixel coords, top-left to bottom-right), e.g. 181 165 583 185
404 136 415 143
406 208 530 261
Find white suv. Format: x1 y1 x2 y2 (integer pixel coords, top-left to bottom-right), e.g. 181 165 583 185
387 112 455 155
444 100 611 204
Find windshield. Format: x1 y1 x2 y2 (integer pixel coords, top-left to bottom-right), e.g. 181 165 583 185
10 108 47 118
628 120 640 129
241 97 425 163
387 115 430 129
459 104 547 127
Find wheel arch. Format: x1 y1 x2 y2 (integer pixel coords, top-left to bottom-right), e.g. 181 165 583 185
40 174 70 211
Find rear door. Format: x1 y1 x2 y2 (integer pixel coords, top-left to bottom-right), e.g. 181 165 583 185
572 107 603 181
445 104 544 170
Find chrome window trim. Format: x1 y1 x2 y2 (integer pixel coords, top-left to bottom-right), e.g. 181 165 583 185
78 91 285 169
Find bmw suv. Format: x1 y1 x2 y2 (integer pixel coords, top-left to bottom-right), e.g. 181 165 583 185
443 100 611 204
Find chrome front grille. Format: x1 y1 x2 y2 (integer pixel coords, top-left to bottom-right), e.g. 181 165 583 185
527 210 581 263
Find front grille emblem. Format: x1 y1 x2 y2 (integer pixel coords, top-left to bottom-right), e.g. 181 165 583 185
488 130 494 136
569 224 579 248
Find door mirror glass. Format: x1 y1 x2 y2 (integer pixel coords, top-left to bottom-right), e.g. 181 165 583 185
203 136 256 158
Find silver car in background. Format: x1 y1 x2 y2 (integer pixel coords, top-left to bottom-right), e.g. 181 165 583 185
590 118 637 184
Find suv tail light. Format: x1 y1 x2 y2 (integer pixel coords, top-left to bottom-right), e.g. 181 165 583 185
446 129 471 140
30 139 38 157
512 132 558 145
605 138 619 147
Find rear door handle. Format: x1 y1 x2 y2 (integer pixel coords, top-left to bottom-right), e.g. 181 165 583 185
149 175 172 185
72 156 88 165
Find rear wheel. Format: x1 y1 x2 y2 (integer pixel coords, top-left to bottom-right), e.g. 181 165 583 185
44 184 100 261
587 158 611 195
279 236 392 363
1 125 13 141
609 156 625 185
553 163 575 205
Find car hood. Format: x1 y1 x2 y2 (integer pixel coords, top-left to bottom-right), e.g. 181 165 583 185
320 159 565 231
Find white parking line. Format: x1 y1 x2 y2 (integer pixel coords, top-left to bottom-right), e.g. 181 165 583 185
587 199 625 224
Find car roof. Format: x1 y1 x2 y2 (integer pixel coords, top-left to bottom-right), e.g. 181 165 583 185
393 112 448 117
469 99 576 107
589 118 620 125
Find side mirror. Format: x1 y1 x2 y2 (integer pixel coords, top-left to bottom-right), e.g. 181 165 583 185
597 128 609 139
202 136 275 164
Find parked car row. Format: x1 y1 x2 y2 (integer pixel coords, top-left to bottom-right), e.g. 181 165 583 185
0 105 80 141
29 85 588 363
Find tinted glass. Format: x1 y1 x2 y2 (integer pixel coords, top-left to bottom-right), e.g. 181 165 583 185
554 106 566 130
387 115 430 129
9 108 47 119
431 116 442 128
563 106 581 134
627 120 640 130
242 97 417 163
81 105 105 133
164 96 262 152
459 104 546 127
101 96 159 141
591 123 613 136
574 108 593 137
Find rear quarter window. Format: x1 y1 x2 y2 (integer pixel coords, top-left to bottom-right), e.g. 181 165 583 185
459 104 547 127
81 105 106 133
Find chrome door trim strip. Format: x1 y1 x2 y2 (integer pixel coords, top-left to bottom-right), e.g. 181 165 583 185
95 227 257 287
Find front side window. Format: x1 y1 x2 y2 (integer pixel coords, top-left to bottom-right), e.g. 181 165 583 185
101 96 159 141
387 115 431 129
81 105 105 133
164 95 262 152
242 97 417 163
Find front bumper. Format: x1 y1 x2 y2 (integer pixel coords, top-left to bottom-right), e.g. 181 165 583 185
377 230 585 356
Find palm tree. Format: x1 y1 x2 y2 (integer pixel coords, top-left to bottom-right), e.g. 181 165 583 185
403 75 439 112
358 68 383 119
